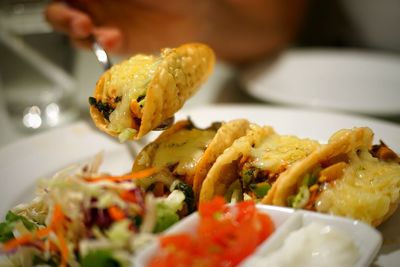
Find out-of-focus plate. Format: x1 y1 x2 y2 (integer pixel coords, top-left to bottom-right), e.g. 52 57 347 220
240 49 400 116
0 105 399 266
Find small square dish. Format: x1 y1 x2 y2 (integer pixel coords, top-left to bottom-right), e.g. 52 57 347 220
134 204 382 267
240 207 382 267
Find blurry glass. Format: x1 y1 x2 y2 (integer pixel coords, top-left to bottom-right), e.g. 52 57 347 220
0 0 79 132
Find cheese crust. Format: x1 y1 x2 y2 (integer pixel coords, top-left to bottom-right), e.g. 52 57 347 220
132 119 250 198
199 124 320 202
90 43 215 140
266 127 400 226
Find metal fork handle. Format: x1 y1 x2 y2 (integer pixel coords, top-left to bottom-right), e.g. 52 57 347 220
90 35 113 71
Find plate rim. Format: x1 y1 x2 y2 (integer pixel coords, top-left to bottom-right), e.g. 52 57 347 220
240 48 400 116
1 104 399 266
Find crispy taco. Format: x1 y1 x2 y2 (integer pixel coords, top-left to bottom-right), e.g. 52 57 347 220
199 124 321 203
132 119 250 206
89 43 215 141
266 127 400 226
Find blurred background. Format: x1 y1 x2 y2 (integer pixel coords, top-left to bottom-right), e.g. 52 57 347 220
0 0 399 147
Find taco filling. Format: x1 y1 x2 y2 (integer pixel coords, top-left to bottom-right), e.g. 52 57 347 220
286 142 400 225
150 124 220 183
134 121 221 185
89 43 215 141
133 121 223 213
136 170 197 218
89 55 161 139
226 134 320 202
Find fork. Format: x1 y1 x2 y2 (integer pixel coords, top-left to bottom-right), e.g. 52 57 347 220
91 36 113 70
90 36 174 131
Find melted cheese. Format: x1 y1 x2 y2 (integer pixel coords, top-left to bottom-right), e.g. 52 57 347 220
316 149 400 225
250 135 320 174
152 129 216 176
106 55 161 132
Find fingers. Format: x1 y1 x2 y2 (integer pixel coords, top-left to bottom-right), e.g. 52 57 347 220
45 2 123 54
70 27 123 53
94 28 123 53
45 1 93 39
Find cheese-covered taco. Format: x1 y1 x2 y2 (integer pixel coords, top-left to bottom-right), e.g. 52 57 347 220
132 119 250 206
266 127 400 226
199 124 321 203
89 43 215 141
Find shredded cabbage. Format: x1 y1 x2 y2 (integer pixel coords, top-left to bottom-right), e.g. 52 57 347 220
0 154 184 267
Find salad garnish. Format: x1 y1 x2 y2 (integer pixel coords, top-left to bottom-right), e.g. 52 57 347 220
0 156 187 267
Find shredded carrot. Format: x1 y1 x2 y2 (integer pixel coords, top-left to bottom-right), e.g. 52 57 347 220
50 204 69 266
319 161 347 182
51 204 66 228
84 167 157 183
108 205 126 221
120 190 137 202
2 234 33 251
2 202 70 266
35 227 51 238
305 189 319 210
1 227 52 252
56 231 68 267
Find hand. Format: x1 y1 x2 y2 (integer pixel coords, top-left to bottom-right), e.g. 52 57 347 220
44 1 122 52
45 0 308 64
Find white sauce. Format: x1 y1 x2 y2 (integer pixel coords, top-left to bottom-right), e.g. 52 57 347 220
248 222 359 267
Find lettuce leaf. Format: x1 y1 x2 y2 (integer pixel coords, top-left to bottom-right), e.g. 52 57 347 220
81 250 121 267
153 190 185 233
0 211 37 242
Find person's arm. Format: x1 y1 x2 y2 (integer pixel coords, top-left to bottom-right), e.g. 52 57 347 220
45 0 308 64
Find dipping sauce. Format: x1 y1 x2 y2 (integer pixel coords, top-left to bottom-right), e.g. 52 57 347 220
148 197 275 267
246 221 359 267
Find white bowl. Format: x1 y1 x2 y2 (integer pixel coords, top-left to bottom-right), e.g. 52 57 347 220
133 205 382 267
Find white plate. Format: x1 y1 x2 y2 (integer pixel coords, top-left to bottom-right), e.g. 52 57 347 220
135 205 382 267
1 104 400 266
240 49 400 116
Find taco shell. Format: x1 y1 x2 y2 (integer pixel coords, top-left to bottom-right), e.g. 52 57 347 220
199 124 275 202
132 119 250 198
267 127 400 226
90 43 215 140
199 124 320 202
